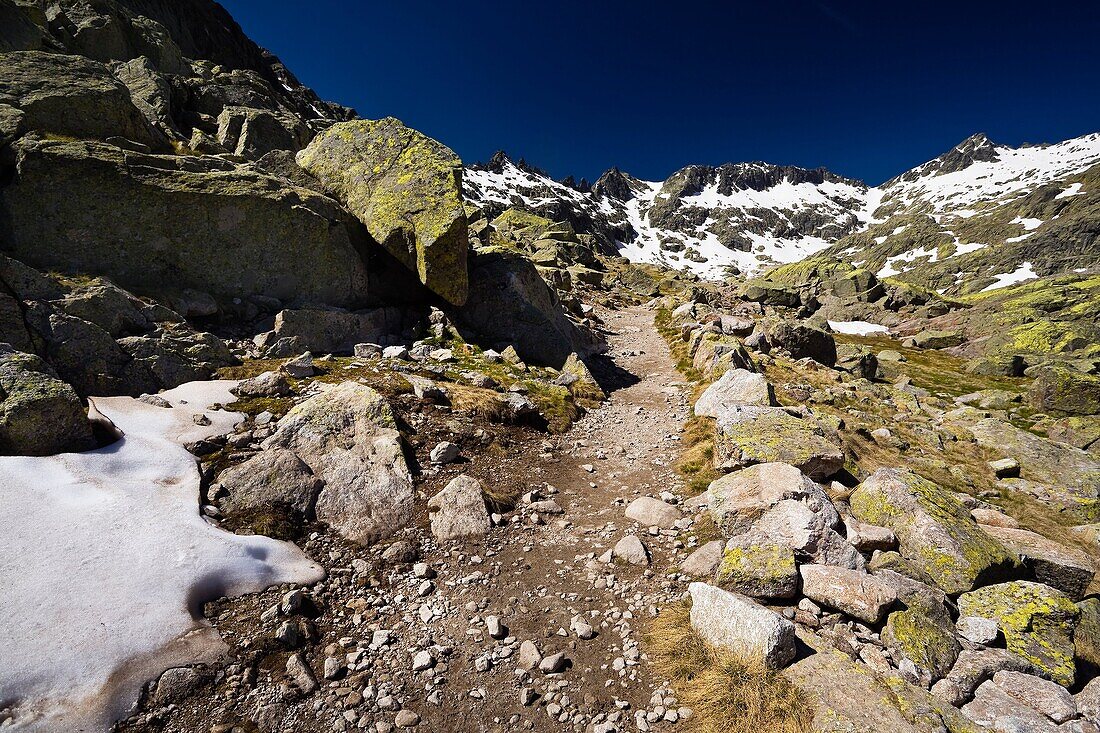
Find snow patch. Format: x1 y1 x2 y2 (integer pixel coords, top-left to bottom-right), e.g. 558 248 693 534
1055 182 1084 199
827 320 889 336
1011 216 1044 231
876 246 939 278
0 381 323 731
980 261 1038 292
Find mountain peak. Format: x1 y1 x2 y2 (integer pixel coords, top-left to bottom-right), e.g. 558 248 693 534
592 167 640 201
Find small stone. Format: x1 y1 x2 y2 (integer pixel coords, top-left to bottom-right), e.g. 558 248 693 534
430 441 460 464
988 457 1020 478
394 710 420 728
485 615 507 639
280 352 314 378
519 640 542 669
285 653 317 694
323 656 345 680
956 616 1000 645
412 650 435 672
539 652 567 674
612 535 650 566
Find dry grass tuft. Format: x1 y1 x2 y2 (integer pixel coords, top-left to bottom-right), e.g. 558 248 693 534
646 603 813 733
676 414 721 494
446 384 510 421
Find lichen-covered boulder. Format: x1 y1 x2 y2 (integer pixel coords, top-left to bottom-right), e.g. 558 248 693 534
784 633 984 733
296 117 469 305
912 329 965 349
713 408 844 480
715 537 798 599
1029 364 1100 416
0 346 94 455
882 598 961 684
263 382 413 545
957 581 1080 687
850 468 1018 594
1076 598 1100 677
1047 416 1100 452
557 352 605 401
217 447 321 519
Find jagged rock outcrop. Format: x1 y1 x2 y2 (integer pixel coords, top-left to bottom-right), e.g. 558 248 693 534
0 253 233 396
454 249 605 368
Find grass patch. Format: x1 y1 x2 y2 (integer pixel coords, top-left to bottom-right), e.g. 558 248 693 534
678 414 720 494
832 333 1027 399
655 307 704 381
647 602 812 733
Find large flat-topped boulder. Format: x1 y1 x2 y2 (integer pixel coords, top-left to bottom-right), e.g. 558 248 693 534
0 139 417 309
297 117 469 305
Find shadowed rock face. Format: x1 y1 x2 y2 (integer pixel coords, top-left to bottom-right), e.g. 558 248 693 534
0 139 381 308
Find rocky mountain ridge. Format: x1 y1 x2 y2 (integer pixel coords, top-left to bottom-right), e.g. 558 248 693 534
462 132 1100 290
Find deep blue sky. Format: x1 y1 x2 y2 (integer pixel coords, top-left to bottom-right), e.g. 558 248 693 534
220 0 1100 185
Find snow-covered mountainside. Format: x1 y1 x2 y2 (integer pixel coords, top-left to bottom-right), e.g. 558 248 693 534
464 153 871 277
463 132 1100 286
827 132 1100 293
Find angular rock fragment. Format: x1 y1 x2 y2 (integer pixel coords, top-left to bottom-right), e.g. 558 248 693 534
798 564 897 624
427 475 490 542
687 582 796 669
263 382 413 545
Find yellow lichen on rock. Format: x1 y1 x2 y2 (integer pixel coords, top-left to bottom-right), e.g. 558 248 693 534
297 117 469 305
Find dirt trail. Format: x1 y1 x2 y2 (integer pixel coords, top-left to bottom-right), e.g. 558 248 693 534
419 306 696 732
119 307 698 733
